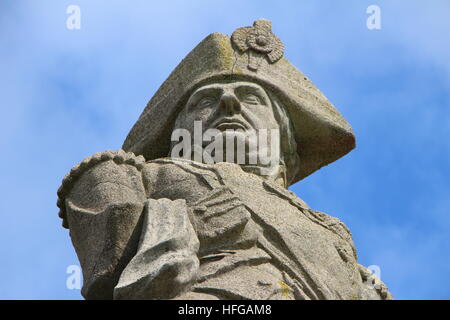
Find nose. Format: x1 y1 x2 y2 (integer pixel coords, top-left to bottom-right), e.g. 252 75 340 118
219 93 241 115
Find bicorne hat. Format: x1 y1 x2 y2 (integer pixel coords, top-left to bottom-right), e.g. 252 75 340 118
122 19 355 185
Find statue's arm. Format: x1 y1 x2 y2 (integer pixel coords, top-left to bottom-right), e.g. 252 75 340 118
113 198 200 300
57 150 147 299
58 152 200 300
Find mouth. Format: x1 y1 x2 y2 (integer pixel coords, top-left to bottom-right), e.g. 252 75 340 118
213 118 248 131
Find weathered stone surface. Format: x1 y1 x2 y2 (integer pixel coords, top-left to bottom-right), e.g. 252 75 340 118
114 198 200 299
57 20 392 300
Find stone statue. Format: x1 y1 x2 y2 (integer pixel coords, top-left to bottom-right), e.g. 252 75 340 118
57 19 392 300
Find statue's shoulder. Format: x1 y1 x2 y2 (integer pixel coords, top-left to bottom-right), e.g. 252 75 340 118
306 208 357 260
261 180 351 237
57 150 147 228
141 158 219 198
305 208 353 243
141 157 210 182
263 180 356 257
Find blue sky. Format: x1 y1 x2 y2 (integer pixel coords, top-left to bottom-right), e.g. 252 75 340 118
0 0 449 299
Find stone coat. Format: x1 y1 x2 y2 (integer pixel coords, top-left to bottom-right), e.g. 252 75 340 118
60 152 391 300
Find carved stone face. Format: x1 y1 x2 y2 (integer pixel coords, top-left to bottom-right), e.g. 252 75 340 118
178 81 280 134
173 81 281 169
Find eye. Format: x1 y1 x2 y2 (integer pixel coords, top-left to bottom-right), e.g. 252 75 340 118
241 93 261 105
198 97 216 108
